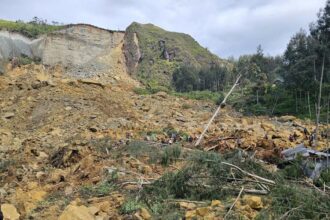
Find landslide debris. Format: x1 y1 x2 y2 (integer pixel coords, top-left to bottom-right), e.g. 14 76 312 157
0 63 329 219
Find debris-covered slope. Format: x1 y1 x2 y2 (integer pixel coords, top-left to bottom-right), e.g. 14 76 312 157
0 63 329 219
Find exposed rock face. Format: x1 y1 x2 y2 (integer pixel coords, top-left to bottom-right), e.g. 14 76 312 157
0 31 40 59
0 24 125 78
123 31 141 76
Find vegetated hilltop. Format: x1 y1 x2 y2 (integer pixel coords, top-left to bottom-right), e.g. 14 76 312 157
0 18 64 39
124 22 227 87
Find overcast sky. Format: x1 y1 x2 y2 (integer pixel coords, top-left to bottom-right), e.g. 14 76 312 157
0 0 326 58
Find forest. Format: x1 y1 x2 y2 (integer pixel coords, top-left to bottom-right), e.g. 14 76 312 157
172 0 330 121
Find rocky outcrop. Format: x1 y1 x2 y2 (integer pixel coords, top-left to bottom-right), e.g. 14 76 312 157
123 30 141 76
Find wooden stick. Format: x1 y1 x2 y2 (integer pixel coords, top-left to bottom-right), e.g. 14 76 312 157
221 162 275 185
195 75 241 146
165 199 207 204
224 186 244 219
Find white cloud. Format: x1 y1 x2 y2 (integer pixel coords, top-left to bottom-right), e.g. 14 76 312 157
0 0 326 57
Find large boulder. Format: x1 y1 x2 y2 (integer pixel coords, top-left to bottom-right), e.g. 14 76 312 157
1 204 20 220
59 204 95 220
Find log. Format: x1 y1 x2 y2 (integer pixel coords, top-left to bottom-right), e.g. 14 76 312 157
195 75 241 146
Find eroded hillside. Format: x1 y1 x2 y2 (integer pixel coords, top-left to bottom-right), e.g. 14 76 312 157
0 21 330 220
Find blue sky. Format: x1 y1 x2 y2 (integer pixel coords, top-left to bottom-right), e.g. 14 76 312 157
0 0 326 58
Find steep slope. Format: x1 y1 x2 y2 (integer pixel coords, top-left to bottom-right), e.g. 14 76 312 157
124 22 225 87
0 24 126 80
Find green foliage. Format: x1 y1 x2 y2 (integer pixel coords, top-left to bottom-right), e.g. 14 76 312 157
120 199 144 214
79 172 117 198
0 18 64 38
280 160 305 180
314 168 330 186
160 145 182 166
258 184 330 219
173 90 224 103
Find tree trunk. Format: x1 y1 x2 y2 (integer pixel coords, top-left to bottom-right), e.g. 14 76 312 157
256 90 259 104
315 53 326 147
307 91 312 119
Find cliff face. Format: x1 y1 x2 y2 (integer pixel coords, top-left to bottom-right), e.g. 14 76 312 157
0 24 125 77
0 21 225 85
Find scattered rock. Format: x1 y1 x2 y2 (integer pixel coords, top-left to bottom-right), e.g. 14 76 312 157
179 202 196 210
242 195 263 210
185 210 197 219
278 115 296 122
211 200 222 207
155 91 167 98
1 204 20 220
195 207 210 217
2 112 15 119
139 208 151 220
261 122 275 132
89 126 98 132
59 204 95 220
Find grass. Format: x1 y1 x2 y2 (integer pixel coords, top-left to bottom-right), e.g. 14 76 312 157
160 145 182 166
258 184 330 219
126 22 225 87
120 199 144 214
0 19 64 38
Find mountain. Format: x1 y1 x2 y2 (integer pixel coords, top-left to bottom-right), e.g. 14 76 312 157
124 22 225 87
0 20 226 87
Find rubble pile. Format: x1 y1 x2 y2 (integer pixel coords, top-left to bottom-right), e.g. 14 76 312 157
0 64 329 219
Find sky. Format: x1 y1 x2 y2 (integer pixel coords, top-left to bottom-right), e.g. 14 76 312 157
0 0 326 58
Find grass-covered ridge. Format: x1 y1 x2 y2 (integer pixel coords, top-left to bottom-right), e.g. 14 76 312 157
125 22 227 87
0 19 64 39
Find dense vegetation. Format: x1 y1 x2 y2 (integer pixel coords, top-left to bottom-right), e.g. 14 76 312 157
170 1 330 120
0 17 64 38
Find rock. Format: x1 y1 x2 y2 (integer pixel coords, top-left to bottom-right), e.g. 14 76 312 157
49 169 67 183
36 171 47 180
139 208 151 220
185 210 197 219
261 122 275 132
78 79 105 88
211 200 222 207
2 112 15 119
278 115 296 122
59 204 95 220
1 204 20 220
89 126 98 132
256 139 276 150
242 195 263 210
179 202 196 210
64 186 74 196
142 165 153 174
88 206 100 216
196 207 210 217
155 91 167 99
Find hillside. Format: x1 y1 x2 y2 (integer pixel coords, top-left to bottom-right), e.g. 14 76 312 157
0 19 330 220
124 22 226 87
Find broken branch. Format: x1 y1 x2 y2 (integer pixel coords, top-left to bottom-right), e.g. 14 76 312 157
224 186 244 219
221 162 275 185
